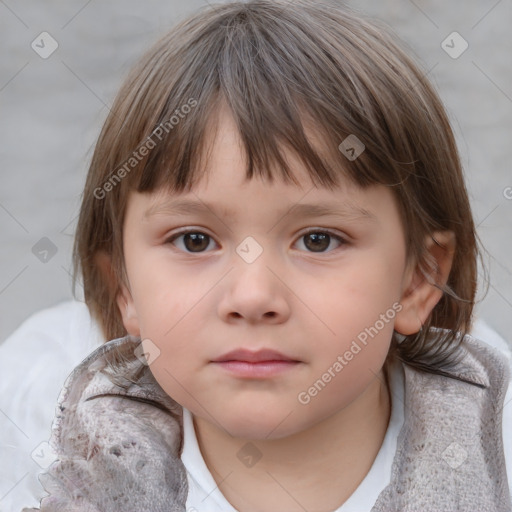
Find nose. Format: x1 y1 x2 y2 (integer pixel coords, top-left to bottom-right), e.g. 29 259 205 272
217 250 291 325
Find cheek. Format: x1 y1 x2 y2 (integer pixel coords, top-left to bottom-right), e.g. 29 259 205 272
317 256 403 338
127 262 211 374
126 251 200 335
301 255 400 393
299 303 394 418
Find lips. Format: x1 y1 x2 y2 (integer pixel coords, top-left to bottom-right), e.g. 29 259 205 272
210 349 302 378
211 348 299 363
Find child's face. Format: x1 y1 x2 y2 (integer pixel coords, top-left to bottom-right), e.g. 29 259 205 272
118 108 412 439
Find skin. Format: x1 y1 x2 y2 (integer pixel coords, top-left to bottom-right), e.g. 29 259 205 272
116 107 454 511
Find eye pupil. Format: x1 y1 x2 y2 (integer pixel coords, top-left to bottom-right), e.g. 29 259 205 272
172 230 341 254
184 233 209 252
305 233 330 252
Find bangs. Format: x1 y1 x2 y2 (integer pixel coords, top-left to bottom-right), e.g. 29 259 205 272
121 1 409 196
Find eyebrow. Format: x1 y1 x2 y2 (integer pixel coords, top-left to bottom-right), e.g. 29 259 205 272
143 198 377 224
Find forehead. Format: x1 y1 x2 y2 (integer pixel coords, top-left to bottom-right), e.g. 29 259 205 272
180 102 344 195
139 177 396 239
139 107 398 224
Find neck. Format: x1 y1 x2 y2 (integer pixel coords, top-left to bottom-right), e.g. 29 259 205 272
193 368 391 512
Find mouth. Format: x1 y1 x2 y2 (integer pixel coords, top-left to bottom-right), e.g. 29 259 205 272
211 349 301 378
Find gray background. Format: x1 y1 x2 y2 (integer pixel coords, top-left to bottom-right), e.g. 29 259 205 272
1 0 511 344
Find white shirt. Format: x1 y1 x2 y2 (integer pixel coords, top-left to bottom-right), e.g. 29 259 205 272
0 300 511 512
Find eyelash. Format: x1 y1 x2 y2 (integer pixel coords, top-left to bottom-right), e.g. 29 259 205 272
164 228 348 255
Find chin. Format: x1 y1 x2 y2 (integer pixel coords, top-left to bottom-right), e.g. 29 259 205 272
220 408 305 440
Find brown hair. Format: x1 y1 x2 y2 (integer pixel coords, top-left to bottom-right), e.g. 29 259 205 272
73 0 479 379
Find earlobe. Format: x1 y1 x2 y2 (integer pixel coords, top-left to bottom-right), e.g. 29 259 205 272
116 282 141 337
394 231 455 336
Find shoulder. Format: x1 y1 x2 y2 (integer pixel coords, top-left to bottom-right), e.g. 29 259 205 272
469 318 512 501
1 299 104 355
470 317 512 365
38 335 188 511
408 323 512 505
0 299 105 407
0 299 104 415
420 321 511 390
0 301 105 510
375 326 512 510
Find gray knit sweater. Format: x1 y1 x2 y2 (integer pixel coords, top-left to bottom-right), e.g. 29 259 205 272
24 332 511 512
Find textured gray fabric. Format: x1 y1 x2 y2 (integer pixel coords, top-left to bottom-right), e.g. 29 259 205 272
26 336 188 512
372 335 511 511
24 331 511 511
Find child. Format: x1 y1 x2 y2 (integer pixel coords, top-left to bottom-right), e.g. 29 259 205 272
25 0 512 510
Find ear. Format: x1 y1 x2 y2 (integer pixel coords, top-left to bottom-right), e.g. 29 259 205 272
394 231 455 335
116 281 141 337
94 250 140 336
94 250 141 336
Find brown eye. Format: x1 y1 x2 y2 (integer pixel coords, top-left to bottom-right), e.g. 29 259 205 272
166 231 215 253
183 232 210 252
166 229 346 255
296 230 346 253
304 233 330 252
